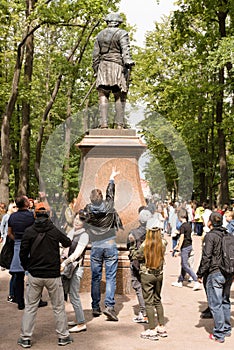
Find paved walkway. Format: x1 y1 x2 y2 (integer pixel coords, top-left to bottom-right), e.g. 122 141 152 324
0 234 233 350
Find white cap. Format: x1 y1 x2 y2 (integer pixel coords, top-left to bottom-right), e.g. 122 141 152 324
139 209 152 224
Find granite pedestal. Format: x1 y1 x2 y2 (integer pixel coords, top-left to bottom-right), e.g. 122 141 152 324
75 129 147 293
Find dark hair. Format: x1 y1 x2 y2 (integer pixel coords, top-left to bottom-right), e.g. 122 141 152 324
209 212 223 227
90 189 103 205
15 196 28 209
138 205 146 213
78 209 89 221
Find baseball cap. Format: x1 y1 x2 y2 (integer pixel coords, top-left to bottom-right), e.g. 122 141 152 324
34 202 50 217
139 209 152 224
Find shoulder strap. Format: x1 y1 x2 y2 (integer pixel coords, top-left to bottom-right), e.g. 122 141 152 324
98 28 121 54
31 232 46 256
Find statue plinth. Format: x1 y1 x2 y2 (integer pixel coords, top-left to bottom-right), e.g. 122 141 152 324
75 129 147 246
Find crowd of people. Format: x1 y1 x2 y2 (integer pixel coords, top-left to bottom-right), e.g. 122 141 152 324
127 199 234 343
1 191 234 347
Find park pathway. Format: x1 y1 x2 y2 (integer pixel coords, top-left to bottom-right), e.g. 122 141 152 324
0 234 233 350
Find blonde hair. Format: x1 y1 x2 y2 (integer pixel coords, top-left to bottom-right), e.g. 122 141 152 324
225 210 234 220
7 202 17 214
144 228 165 269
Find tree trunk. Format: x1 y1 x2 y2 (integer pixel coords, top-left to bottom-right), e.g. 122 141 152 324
34 19 100 183
197 108 207 202
0 43 25 203
34 74 63 182
18 0 35 195
216 10 229 206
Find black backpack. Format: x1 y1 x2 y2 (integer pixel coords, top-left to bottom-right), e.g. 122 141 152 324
215 230 234 275
0 236 14 269
220 232 234 275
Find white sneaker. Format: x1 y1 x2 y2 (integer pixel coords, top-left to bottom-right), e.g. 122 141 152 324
68 321 77 326
193 281 201 291
156 326 168 338
133 312 148 323
171 281 183 288
140 329 159 341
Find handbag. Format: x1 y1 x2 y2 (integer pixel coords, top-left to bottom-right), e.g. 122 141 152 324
0 236 14 269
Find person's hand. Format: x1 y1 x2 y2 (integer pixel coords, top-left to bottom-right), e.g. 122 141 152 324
110 166 120 181
60 262 65 272
39 191 46 200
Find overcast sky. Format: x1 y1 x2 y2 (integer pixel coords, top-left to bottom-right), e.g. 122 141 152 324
119 0 176 46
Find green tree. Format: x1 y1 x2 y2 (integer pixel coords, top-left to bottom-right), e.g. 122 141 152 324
0 0 121 204
132 0 233 205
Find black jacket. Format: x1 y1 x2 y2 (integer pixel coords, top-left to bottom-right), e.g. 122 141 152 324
20 217 71 278
197 226 226 278
84 181 123 242
127 225 146 254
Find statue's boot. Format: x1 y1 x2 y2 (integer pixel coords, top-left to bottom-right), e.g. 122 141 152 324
114 91 126 128
99 92 109 128
99 103 108 128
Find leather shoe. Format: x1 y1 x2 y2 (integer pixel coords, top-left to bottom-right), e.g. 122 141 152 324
92 308 102 317
201 311 212 319
69 324 87 333
38 300 48 308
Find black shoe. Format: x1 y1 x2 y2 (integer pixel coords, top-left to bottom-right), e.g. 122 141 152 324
17 338 31 348
92 307 102 317
58 336 73 346
201 307 212 319
201 311 213 319
202 307 210 314
103 306 118 321
38 299 48 308
18 303 25 310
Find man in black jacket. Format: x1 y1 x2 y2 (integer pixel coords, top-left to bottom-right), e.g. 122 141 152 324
197 212 233 343
84 167 122 321
18 202 73 348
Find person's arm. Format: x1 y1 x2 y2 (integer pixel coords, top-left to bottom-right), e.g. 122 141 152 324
20 232 31 270
106 167 119 202
58 229 72 248
7 226 15 241
0 216 5 241
61 232 89 270
197 233 213 280
174 234 184 256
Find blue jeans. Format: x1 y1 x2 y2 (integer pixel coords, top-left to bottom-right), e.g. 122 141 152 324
69 266 85 325
206 272 232 341
178 245 197 282
91 240 118 309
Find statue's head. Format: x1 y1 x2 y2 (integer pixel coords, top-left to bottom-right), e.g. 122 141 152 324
105 13 123 27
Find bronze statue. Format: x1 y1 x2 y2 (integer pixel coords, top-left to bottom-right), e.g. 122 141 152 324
92 13 135 129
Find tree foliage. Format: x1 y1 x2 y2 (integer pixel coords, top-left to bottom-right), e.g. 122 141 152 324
0 0 121 204
132 0 234 205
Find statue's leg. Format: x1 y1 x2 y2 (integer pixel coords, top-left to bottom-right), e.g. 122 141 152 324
114 90 127 129
98 89 110 128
